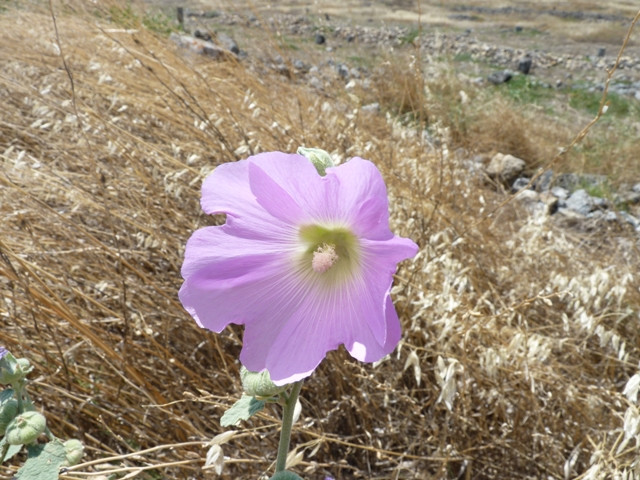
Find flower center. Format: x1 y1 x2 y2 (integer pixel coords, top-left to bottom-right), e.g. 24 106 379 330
312 243 338 273
298 225 360 282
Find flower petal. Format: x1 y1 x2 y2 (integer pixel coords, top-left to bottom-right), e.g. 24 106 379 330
179 226 301 332
239 235 415 384
323 158 394 240
200 154 299 239
346 295 402 362
247 153 330 224
180 225 294 279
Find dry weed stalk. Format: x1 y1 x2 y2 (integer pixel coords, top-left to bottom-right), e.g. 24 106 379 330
0 1 639 479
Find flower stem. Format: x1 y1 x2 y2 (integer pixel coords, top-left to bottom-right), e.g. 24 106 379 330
274 381 303 473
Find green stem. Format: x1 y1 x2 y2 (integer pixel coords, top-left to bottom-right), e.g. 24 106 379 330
13 380 24 413
274 381 303 473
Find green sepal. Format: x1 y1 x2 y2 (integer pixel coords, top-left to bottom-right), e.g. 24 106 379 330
220 395 265 427
297 146 334 176
15 439 66 479
269 471 304 480
241 367 287 398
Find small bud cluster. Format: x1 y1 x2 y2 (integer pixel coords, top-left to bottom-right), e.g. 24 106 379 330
0 347 84 475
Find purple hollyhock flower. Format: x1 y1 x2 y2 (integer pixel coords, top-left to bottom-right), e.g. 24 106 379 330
179 152 418 385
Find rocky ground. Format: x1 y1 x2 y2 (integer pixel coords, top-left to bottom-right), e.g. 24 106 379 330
148 0 640 95
152 1 640 236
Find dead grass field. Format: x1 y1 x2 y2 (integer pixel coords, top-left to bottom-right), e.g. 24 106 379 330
1 1 640 479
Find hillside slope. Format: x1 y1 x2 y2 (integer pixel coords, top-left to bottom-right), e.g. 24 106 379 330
1 2 639 479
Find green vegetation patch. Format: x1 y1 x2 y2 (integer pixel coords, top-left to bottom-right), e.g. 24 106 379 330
400 27 421 45
109 3 178 36
503 74 556 106
568 88 639 118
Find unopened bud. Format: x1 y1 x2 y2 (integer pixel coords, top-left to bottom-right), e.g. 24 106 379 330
240 367 287 399
297 146 335 176
5 411 47 445
0 352 27 385
62 439 84 466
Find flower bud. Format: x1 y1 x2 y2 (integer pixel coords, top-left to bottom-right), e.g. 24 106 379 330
297 146 335 176
0 352 23 385
16 358 33 376
0 396 18 436
240 367 287 399
0 353 33 386
62 439 84 466
5 411 47 445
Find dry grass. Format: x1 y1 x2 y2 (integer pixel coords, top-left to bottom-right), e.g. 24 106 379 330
1 1 640 479
565 22 637 45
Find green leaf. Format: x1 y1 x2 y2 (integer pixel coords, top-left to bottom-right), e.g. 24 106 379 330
16 439 67 480
0 389 14 403
220 395 265 427
269 471 304 480
0 436 23 463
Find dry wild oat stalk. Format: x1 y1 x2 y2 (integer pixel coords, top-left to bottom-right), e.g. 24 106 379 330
0 1 639 479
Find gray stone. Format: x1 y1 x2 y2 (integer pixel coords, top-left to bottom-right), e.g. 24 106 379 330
315 34 326 45
487 70 513 85
592 197 608 209
566 189 594 216
486 153 526 184
512 177 531 192
620 211 640 229
518 55 532 74
361 102 380 114
551 186 569 200
553 173 607 191
217 33 240 55
194 29 212 41
542 192 559 214
293 59 309 72
337 64 349 79
617 190 640 205
170 33 233 60
516 189 539 204
309 76 323 89
533 169 553 191
554 173 580 190
177 7 184 28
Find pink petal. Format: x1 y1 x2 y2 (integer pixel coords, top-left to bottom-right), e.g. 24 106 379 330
323 158 393 240
350 295 402 361
240 250 411 383
179 226 300 332
200 154 299 238
247 153 331 224
180 225 293 279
